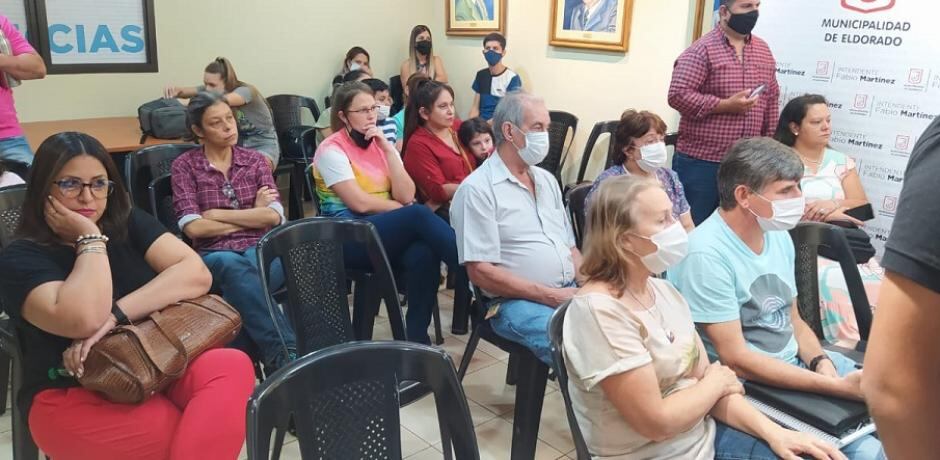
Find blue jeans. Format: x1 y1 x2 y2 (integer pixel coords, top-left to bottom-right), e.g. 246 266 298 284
673 152 720 226
0 135 34 165
201 247 297 369
332 205 458 344
488 280 577 366
794 351 886 460
714 422 778 459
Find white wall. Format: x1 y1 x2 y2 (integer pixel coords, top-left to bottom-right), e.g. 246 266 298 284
14 0 435 123
16 0 697 183
429 0 694 183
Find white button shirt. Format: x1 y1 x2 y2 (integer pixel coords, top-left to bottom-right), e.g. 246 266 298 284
451 153 576 297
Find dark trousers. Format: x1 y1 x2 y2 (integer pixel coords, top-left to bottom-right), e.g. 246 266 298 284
673 152 721 225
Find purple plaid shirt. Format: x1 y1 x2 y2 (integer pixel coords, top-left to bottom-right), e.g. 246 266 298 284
668 28 780 163
171 145 281 252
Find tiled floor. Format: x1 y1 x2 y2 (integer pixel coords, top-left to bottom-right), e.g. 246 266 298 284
1 287 576 460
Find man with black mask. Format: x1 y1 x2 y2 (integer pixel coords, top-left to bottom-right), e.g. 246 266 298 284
667 0 779 226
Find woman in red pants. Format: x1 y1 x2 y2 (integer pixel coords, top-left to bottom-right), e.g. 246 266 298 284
0 132 255 460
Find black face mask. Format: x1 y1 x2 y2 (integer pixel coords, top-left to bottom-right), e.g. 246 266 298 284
348 128 372 149
415 40 432 55
727 10 759 35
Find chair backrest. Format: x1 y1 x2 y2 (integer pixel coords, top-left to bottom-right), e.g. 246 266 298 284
247 341 480 460
0 160 30 183
576 120 619 184
0 184 27 247
124 143 199 208
301 127 318 164
266 94 321 134
539 111 579 184
303 163 320 216
566 182 593 250
255 218 405 356
389 75 404 115
148 174 182 237
790 222 873 340
547 302 591 460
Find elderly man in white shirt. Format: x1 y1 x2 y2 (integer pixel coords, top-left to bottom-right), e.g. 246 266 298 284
451 91 582 364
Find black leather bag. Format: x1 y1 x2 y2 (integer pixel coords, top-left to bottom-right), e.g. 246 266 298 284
744 381 870 437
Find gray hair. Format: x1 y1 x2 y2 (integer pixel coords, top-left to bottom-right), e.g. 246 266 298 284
717 137 804 210
491 91 544 145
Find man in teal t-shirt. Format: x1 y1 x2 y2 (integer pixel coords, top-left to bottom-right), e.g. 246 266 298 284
669 138 884 458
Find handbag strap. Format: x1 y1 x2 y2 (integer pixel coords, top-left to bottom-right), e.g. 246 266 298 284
130 312 190 378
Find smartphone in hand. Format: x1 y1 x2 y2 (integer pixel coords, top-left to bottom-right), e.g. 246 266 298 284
844 203 875 222
749 83 767 99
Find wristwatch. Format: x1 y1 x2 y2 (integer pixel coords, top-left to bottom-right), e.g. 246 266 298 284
809 354 832 372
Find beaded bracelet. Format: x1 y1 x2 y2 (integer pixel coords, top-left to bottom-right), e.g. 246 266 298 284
77 246 106 256
75 234 109 247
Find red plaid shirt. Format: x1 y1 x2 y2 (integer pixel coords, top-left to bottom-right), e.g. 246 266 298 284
171 146 281 252
668 28 780 163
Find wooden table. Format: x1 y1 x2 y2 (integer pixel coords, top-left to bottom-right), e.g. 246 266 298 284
22 116 183 154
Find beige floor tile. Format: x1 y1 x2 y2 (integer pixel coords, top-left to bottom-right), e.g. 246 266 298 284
406 446 448 460
460 360 518 416
438 333 500 375
502 390 575 454
401 425 432 458
400 393 501 446
435 417 565 460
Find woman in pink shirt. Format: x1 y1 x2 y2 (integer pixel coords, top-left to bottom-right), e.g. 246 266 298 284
0 14 47 166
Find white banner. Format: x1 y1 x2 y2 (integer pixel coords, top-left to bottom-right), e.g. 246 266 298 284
0 0 30 39
755 0 940 255
44 0 148 64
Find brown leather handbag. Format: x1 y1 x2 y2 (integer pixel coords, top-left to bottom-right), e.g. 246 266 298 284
77 294 242 404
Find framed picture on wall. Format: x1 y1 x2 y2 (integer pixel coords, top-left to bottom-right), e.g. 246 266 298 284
32 0 158 74
446 0 507 36
692 0 722 40
549 0 635 52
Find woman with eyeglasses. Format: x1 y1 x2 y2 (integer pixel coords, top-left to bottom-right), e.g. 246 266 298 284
311 81 459 345
402 80 475 220
0 132 254 459
164 57 280 168
585 110 694 233
171 91 297 373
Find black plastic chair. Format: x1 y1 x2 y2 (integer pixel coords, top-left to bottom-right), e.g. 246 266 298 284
247 341 480 460
547 302 591 460
575 120 619 184
456 287 550 459
389 75 404 116
266 95 320 160
0 185 41 460
147 174 182 237
124 143 199 208
790 222 870 362
539 111 579 185
256 218 407 355
303 163 319 216
566 182 593 250
0 160 30 183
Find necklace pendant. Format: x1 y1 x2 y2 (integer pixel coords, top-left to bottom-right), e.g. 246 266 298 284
666 330 676 343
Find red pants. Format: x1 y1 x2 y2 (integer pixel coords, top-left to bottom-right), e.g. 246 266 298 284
29 348 255 460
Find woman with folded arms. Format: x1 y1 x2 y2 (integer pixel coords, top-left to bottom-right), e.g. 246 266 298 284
0 132 253 460
564 175 846 460
403 80 476 218
774 94 883 343
311 81 459 344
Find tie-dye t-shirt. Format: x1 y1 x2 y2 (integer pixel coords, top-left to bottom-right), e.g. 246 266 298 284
668 211 799 365
312 130 394 216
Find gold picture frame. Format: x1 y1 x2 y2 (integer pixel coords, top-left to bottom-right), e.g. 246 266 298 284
692 0 720 41
549 0 635 53
446 0 507 37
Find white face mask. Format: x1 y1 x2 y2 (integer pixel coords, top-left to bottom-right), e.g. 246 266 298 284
376 104 391 121
749 192 805 232
637 141 668 173
630 221 688 274
510 126 550 166
348 62 362 72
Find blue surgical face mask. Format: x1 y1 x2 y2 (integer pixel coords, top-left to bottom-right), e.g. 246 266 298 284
484 49 503 67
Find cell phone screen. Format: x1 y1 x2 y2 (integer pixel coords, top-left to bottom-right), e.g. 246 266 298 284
749 84 767 99
844 203 875 221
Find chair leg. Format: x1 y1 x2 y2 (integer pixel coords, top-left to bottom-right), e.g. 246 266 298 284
12 357 39 460
352 277 379 340
432 301 444 345
510 355 549 460
0 355 10 416
506 353 519 386
456 327 482 381
450 273 471 335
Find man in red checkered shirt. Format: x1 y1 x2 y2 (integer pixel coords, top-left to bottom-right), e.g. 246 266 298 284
668 0 779 225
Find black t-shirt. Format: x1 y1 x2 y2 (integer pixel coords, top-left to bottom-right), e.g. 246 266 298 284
0 209 167 413
882 116 940 294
